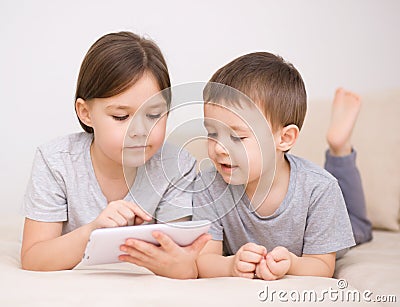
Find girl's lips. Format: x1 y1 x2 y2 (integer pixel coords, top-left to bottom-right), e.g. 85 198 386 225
124 145 148 151
125 145 148 149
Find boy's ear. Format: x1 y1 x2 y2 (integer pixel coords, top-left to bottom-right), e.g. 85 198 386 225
275 124 299 152
75 98 93 128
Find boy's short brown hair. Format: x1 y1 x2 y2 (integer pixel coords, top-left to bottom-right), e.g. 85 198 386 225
204 52 307 132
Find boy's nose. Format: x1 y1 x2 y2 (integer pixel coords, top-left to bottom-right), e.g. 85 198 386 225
214 140 229 156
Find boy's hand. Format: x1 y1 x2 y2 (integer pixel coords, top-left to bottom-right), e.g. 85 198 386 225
231 243 266 278
119 231 211 279
90 200 152 230
255 246 291 280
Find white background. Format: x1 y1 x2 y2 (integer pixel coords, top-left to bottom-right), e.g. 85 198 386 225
1 0 399 214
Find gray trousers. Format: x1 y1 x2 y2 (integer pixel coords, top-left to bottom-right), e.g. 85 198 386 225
325 150 373 245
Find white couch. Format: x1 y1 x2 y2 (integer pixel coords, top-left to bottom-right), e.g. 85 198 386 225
1 91 399 306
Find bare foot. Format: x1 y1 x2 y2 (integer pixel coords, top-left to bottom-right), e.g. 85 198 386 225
326 88 361 156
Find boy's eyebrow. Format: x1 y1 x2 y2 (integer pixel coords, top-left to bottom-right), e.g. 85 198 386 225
203 120 250 132
230 125 250 132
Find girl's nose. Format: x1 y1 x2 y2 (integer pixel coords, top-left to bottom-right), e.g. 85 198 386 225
128 116 148 137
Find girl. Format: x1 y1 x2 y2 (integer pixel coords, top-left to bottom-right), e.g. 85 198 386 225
21 31 210 278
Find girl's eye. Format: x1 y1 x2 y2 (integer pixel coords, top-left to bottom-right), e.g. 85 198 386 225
207 133 217 139
231 135 246 142
112 115 129 121
147 114 161 120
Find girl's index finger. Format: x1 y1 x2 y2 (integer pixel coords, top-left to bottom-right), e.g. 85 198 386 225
124 201 152 221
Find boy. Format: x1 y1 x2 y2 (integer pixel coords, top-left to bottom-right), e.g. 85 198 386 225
193 52 356 280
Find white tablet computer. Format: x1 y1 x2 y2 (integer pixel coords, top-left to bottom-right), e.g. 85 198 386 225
79 220 211 266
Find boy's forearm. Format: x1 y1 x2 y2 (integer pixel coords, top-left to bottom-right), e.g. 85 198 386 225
196 253 234 278
287 253 335 277
21 223 94 271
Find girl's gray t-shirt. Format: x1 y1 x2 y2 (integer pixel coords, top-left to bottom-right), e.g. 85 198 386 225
23 132 195 234
193 154 356 256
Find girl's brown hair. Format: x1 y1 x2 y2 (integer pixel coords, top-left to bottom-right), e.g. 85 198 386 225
75 31 171 133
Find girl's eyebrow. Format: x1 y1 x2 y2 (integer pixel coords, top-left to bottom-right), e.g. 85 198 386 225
105 101 167 111
146 100 167 108
106 105 131 110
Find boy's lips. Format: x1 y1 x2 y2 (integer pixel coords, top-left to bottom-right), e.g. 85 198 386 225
219 162 238 173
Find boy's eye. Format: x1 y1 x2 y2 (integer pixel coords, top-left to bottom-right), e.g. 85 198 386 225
231 135 246 142
112 115 129 121
147 113 161 120
207 132 217 139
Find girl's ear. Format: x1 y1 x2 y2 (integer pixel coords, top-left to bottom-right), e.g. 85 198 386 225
275 124 299 152
75 98 93 128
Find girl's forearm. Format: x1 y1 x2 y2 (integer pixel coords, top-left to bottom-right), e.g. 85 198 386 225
21 223 94 271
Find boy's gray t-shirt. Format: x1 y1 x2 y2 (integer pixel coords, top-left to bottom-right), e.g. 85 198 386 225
23 132 195 234
193 154 355 256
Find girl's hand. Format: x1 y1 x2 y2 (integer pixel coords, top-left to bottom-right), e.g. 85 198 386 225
90 200 152 230
255 246 291 280
119 232 211 279
231 243 266 278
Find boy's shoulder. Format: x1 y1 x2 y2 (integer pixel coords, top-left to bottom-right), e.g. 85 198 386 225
196 166 230 194
286 153 338 186
198 165 219 180
37 132 92 156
